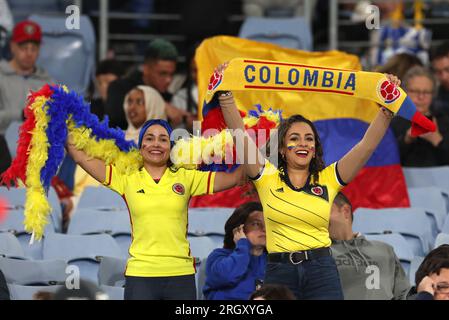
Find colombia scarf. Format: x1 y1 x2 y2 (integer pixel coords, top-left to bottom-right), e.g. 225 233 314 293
204 58 435 137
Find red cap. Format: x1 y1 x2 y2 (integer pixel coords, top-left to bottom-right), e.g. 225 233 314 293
11 20 42 44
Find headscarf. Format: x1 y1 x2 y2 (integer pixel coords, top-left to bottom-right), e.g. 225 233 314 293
123 85 166 143
138 119 173 149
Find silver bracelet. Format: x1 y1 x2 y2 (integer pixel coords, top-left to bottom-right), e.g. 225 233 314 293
219 91 232 97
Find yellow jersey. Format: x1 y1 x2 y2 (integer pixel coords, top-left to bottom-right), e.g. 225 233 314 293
104 165 216 277
252 161 345 253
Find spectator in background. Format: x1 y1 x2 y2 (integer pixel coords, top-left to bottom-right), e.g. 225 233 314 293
374 53 423 80
0 20 52 173
170 45 199 133
391 66 449 167
0 0 13 59
431 41 449 116
90 59 125 120
329 192 410 300
105 38 187 130
408 244 449 300
249 284 296 300
123 85 167 142
203 202 267 300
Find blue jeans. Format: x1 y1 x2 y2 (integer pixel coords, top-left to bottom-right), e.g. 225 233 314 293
264 255 344 300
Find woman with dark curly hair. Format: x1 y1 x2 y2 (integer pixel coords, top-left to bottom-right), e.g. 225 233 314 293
216 62 400 300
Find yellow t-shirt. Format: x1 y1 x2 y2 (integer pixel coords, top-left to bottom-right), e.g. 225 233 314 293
252 161 345 253
104 165 216 277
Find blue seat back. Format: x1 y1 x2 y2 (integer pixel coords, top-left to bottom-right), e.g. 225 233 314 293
353 208 433 256
434 233 449 248
5 121 21 158
29 14 95 96
188 235 220 261
8 284 63 300
77 186 126 210
0 232 25 259
239 16 312 50
68 208 131 236
98 256 127 287
0 257 67 285
188 208 233 236
43 233 122 262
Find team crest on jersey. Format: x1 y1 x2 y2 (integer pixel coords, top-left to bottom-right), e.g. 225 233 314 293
304 184 329 201
311 186 323 196
172 183 185 195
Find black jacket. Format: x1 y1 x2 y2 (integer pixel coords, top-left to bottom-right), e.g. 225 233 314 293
105 70 144 130
104 69 173 130
391 111 449 167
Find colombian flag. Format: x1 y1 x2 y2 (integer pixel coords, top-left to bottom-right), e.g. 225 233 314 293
190 36 410 210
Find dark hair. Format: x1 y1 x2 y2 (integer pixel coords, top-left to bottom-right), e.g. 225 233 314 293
333 192 353 221
276 115 325 185
431 41 449 62
415 244 449 287
375 53 423 80
144 38 178 63
223 202 263 250
249 284 296 300
95 59 125 77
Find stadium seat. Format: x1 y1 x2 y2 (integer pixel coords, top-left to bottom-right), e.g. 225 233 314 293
0 187 27 209
188 208 233 236
0 232 26 259
208 235 224 250
0 208 54 260
442 216 449 234
114 234 132 259
7 284 63 300
0 186 62 233
408 187 448 234
239 16 312 50
434 233 449 248
8 0 63 23
365 233 414 275
77 186 127 210
43 233 122 284
29 14 96 96
4 121 21 158
48 187 63 233
0 257 67 285
196 257 208 300
100 285 124 300
403 166 449 190
98 256 127 287
408 256 424 286
67 208 131 236
188 236 220 261
353 208 433 257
